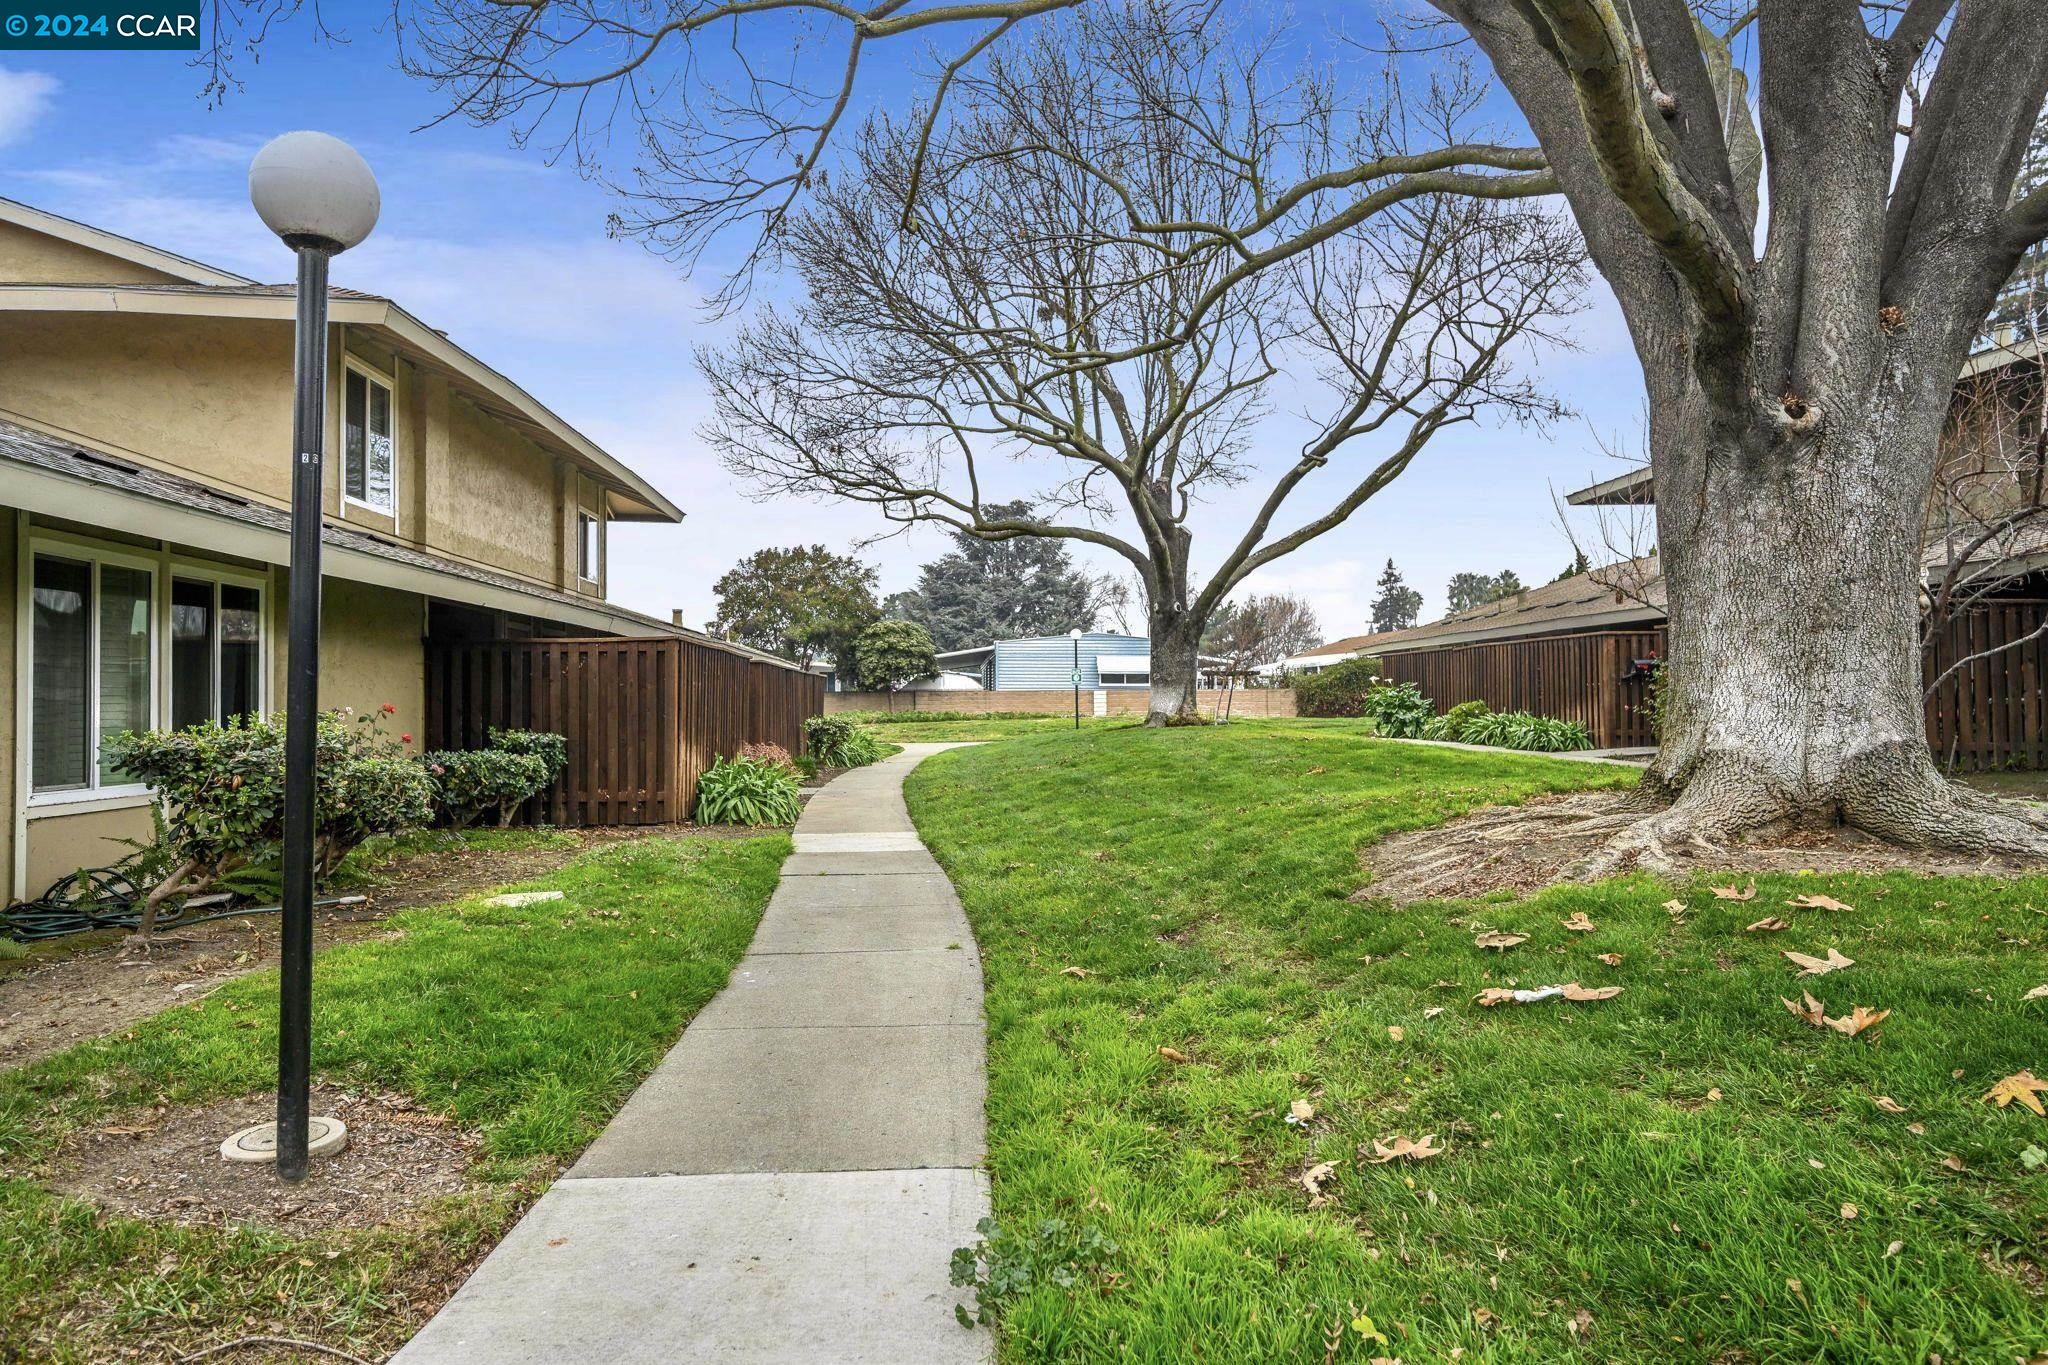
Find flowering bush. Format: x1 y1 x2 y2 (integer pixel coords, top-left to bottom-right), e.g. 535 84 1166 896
421 728 568 828
103 708 433 935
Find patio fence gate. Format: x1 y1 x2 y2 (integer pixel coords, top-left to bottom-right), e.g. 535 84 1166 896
425 637 824 825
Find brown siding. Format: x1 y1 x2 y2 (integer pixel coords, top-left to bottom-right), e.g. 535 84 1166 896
425 637 824 825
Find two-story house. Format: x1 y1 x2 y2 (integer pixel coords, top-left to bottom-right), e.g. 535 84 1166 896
0 197 758 899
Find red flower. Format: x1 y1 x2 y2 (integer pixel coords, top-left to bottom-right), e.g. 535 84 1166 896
379 702 398 715
400 733 414 744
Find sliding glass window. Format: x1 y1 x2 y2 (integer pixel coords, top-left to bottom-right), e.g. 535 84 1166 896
29 552 155 795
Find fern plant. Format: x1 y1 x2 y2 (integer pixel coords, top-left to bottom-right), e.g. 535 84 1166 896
695 755 804 826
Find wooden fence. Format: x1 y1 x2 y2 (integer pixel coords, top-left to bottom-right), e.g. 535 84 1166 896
1372 603 2048 770
1378 630 1665 749
425 637 824 825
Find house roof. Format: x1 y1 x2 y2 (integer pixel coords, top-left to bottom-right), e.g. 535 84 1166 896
0 200 680 524
0 417 802 672
1312 558 1666 657
0 197 255 287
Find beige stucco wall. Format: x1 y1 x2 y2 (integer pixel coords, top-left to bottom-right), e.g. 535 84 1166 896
0 220 184 286
0 310 605 596
24 806 156 895
0 513 13 891
305 575 428 733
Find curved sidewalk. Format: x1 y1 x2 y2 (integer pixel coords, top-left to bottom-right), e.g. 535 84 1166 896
397 744 990 1364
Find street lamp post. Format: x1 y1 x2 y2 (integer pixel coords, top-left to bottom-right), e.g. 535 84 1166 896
248 132 380 1182
1069 628 1083 730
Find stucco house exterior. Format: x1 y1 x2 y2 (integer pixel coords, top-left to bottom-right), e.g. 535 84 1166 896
0 197 769 898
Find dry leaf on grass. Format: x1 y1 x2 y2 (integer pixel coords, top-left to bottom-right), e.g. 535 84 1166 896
1787 893 1855 912
1840 1203 1858 1220
1060 966 1094 978
1474 931 1529 951
1705 1087 1723 1102
1783 947 1855 977
1885 1240 1904 1257
1825 1005 1890 1037
1562 912 1597 932
1287 1099 1316 1126
1662 899 1689 916
1423 1006 1445 1020
1874 1096 1908 1114
1746 917 1789 933
1300 1160 1339 1204
1366 1135 1443 1163
1942 1153 1967 1172
1476 983 1623 1006
1387 1025 1406 1042
1597 952 1625 966
1158 1046 1193 1065
1561 982 1625 1002
1983 1070 2048 1117
2024 984 2048 1001
1711 884 1757 902
1783 992 1827 1027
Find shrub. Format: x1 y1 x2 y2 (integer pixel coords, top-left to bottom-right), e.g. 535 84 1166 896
1458 710 1593 752
738 741 799 776
421 728 568 828
1359 680 1435 738
695 755 804 826
805 714 884 768
1423 699 1493 742
854 619 937 691
103 709 434 934
1293 655 1384 717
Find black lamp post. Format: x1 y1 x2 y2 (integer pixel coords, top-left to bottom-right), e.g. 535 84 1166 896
1069 628 1083 730
249 132 380 1182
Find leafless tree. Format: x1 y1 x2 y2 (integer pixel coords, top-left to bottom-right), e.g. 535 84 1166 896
699 6 1581 723
1203 593 1324 679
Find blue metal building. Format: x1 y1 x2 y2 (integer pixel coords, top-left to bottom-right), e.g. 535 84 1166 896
934 633 1157 690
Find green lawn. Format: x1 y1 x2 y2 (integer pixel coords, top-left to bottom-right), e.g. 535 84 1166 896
908 722 2048 1362
0 832 786 1362
851 710 1133 742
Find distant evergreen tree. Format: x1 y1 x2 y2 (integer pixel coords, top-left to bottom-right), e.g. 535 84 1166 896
1369 559 1423 633
1446 569 1526 614
884 500 1101 652
1553 549 1591 582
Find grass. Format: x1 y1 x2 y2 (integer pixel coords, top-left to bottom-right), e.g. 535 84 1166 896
0 831 786 1361
856 712 1152 742
907 721 2048 1362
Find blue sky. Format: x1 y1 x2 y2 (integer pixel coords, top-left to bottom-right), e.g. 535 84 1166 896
0 3 1650 638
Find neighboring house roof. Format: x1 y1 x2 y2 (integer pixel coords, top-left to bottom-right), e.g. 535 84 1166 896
0 281 681 524
1349 557 1666 655
0 197 255 288
0 418 803 672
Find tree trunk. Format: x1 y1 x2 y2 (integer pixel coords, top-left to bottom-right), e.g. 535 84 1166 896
1146 609 1204 727
1588 384 2048 872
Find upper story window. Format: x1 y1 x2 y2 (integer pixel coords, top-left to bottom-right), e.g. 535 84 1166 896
343 364 396 515
578 510 600 582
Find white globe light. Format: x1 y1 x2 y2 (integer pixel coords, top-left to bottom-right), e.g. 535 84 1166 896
249 132 380 253
1070 628 1084 639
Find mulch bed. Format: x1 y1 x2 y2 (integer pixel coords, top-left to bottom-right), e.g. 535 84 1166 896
44 1086 484 1232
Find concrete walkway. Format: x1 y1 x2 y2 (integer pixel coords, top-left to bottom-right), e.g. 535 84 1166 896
397 744 990 1364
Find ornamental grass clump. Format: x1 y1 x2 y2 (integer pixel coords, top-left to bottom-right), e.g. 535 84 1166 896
695 754 804 826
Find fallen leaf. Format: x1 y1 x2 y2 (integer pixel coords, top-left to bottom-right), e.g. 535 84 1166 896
1705 1087 1723 1102
1875 1096 1907 1114
1300 1160 1340 1203
1783 947 1855 977
1942 1153 1967 1172
1472 1306 1499 1330
2025 984 2048 1002
1474 931 1528 951
1787 893 1855 912
1287 1098 1316 1125
1983 1069 2048 1117
1746 917 1789 933
1839 1202 1858 1220
1567 1308 1595 1339
1423 1006 1445 1020
1824 1004 1891 1037
1060 966 1094 978
1907 1122 1927 1135
1561 912 1597 932
1387 1025 1406 1042
1474 988 1519 1007
1711 883 1757 902
1884 1240 1904 1258
1158 1046 1193 1065
1662 899 1689 916
1596 952 1625 966
1367 1134 1444 1163
1561 982 1624 1002
1782 992 1828 1028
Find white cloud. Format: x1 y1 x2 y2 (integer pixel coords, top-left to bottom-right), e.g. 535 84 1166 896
0 68 58 148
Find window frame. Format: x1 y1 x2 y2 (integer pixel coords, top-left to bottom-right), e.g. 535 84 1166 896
340 356 400 523
168 564 270 734
17 527 273 815
576 509 601 584
21 535 161 808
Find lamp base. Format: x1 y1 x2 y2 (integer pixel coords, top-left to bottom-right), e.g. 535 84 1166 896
220 1116 348 1164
